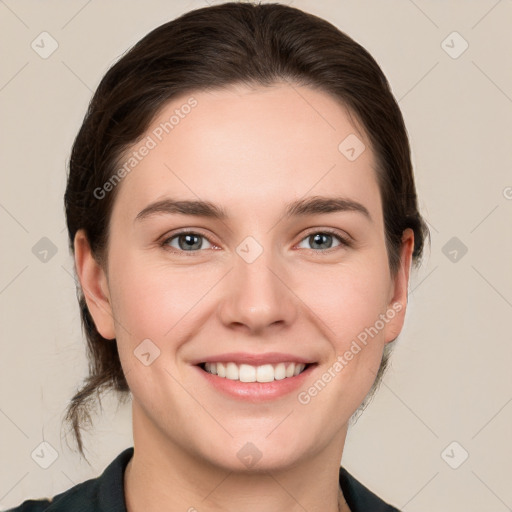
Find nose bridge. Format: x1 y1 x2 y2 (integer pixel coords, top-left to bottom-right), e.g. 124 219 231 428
219 238 296 332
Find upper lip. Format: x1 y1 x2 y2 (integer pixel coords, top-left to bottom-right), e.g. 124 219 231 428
191 352 315 366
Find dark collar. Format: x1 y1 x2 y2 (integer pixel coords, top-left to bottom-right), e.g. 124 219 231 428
339 465 402 511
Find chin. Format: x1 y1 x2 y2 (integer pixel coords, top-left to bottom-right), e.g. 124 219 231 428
200 432 311 474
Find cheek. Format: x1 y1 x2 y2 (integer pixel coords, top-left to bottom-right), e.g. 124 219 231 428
107 257 209 403
107 253 206 345
298 256 392 348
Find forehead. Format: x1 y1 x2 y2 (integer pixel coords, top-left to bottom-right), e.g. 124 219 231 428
110 83 381 224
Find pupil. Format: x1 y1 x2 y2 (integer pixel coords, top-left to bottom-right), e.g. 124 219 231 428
312 233 331 249
180 234 201 250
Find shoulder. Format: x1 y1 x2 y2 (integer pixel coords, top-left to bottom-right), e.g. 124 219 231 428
339 465 402 512
6 478 99 512
5 447 134 512
5 499 52 511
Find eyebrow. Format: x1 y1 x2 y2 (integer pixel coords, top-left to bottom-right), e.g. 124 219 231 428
135 195 372 223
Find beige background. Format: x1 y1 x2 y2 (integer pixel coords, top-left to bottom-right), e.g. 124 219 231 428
1 1 511 510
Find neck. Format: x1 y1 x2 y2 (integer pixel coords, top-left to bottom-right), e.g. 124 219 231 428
124 405 351 512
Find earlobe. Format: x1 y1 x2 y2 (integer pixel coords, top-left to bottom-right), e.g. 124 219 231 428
73 229 116 340
384 228 415 343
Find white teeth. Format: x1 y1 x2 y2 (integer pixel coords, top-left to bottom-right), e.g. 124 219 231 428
203 362 307 382
256 364 274 383
217 362 226 377
239 364 256 382
274 363 286 380
225 362 239 380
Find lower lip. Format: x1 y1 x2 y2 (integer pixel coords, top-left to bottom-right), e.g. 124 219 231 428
195 364 316 402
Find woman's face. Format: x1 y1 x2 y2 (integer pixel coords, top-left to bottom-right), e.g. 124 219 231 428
78 82 413 471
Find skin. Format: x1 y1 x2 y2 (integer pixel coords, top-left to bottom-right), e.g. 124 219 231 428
74 82 414 512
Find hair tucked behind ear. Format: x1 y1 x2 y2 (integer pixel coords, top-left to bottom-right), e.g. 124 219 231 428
63 1 430 460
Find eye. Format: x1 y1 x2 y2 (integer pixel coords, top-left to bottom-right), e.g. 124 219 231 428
162 231 214 252
296 230 350 251
160 229 351 254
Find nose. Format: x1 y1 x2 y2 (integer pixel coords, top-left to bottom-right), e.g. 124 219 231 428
218 246 298 335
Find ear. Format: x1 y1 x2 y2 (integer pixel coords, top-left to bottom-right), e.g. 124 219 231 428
73 229 116 340
383 228 415 344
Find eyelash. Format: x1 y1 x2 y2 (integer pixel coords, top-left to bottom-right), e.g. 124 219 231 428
159 228 352 255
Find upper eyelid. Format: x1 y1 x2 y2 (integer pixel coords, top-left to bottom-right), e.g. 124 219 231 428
299 227 352 243
162 228 217 245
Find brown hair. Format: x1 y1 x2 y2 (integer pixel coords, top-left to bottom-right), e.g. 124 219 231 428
63 1 430 460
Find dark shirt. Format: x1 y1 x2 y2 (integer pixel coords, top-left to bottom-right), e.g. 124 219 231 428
6 447 401 511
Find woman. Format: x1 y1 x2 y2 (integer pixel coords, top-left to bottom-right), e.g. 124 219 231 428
9 2 429 511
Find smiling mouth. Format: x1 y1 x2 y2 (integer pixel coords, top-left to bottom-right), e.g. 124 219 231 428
198 361 312 383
